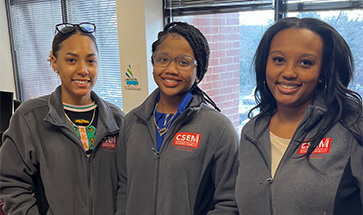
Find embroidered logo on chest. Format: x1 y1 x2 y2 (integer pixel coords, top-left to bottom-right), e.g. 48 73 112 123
173 132 201 151
297 138 331 155
101 135 117 151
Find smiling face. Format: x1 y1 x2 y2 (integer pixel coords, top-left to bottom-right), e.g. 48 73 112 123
51 33 98 105
153 33 197 104
266 28 323 111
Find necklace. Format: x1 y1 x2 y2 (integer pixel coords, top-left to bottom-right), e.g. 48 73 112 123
64 107 97 155
153 103 175 136
64 107 96 127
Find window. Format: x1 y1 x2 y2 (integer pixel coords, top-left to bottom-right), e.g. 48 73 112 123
287 10 363 98
168 0 363 133
6 0 122 108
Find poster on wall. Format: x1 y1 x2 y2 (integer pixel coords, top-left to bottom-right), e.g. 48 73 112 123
123 64 141 91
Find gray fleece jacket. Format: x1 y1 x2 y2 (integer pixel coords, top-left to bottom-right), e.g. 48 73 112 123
236 98 363 215
116 88 239 215
0 86 125 215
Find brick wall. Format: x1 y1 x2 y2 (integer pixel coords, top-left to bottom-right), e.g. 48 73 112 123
176 13 240 130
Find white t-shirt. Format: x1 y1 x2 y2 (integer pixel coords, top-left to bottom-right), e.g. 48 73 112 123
270 131 290 177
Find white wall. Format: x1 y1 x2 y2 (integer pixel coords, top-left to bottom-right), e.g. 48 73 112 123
0 0 15 95
116 0 162 113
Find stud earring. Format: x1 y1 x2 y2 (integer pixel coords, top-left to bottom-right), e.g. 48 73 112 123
319 81 327 96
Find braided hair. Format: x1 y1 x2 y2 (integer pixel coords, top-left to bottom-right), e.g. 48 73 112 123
151 22 220 111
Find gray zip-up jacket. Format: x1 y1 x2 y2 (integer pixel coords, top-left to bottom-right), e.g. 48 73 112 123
236 98 363 215
116 88 239 215
0 86 125 215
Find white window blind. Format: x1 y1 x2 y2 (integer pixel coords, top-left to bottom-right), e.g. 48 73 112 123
164 0 362 17
7 0 62 101
6 0 123 108
164 0 274 17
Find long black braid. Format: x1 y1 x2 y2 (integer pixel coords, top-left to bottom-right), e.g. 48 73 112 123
151 21 220 111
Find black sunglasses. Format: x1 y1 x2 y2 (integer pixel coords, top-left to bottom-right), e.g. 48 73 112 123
55 22 96 34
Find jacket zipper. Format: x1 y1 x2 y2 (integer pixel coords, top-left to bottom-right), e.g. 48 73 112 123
63 125 93 214
267 178 274 215
86 133 110 215
56 118 116 215
86 132 112 215
150 111 190 214
87 155 93 215
151 132 174 215
152 148 161 215
85 134 106 215
245 135 275 215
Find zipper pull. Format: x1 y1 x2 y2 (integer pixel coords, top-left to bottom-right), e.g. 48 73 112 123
258 178 274 185
152 148 161 158
265 178 274 183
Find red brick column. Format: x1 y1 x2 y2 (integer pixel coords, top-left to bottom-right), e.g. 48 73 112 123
176 13 240 130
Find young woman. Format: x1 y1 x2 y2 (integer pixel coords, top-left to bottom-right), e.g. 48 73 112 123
236 17 363 214
116 22 239 214
0 23 125 214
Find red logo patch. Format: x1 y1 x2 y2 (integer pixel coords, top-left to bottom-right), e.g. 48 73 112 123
173 132 201 149
101 136 117 149
298 138 331 155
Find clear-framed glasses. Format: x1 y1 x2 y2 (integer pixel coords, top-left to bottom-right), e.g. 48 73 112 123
152 52 197 71
55 22 96 34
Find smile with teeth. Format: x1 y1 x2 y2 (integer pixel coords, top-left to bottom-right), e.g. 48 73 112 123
278 83 300 89
164 78 179 83
73 80 90 84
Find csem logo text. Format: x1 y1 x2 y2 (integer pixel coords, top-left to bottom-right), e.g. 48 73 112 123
298 138 331 154
173 132 201 148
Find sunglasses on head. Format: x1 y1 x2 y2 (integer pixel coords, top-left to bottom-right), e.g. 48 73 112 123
55 22 96 34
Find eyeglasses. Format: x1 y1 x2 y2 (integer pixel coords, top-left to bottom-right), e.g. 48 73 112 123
55 22 96 34
152 52 197 71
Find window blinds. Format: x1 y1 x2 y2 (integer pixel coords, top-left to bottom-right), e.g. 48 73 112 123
65 0 122 108
164 0 363 17
164 0 274 17
7 0 62 101
6 0 123 108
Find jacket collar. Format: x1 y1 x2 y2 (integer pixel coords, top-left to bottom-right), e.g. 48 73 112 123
243 96 327 141
132 87 205 123
44 85 119 133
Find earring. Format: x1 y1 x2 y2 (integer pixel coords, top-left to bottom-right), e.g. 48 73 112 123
196 77 200 84
320 81 327 96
